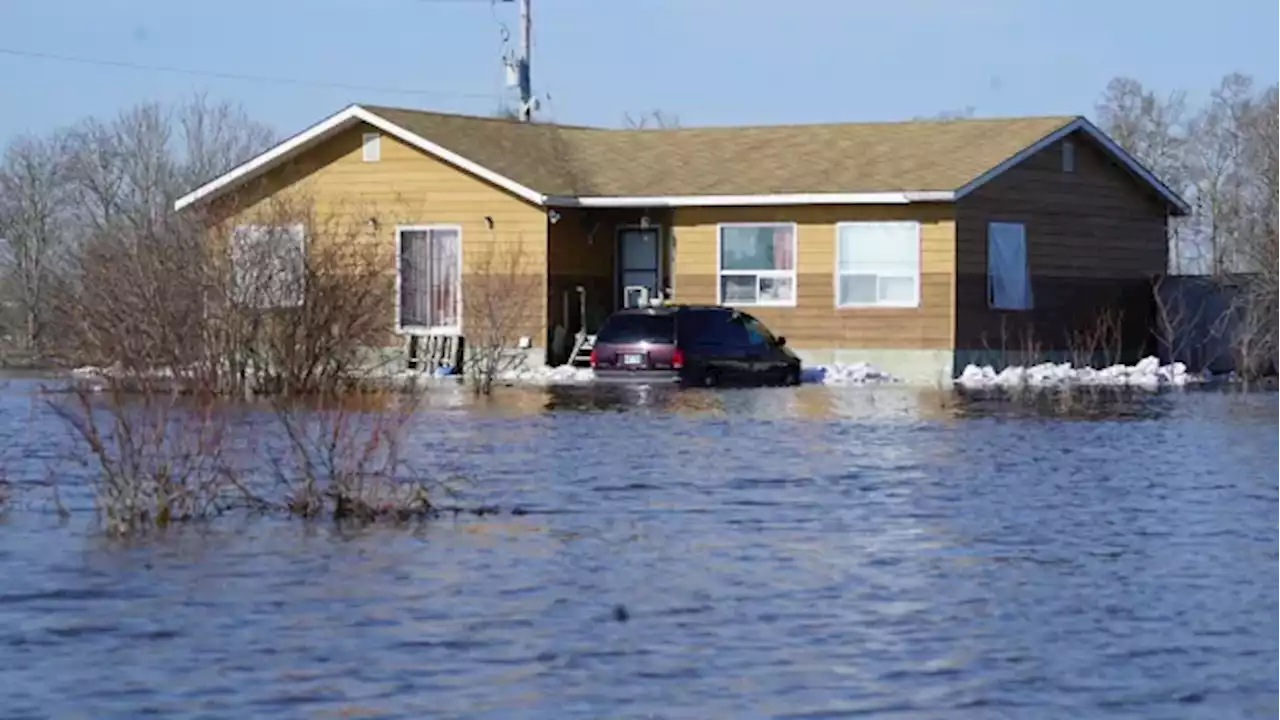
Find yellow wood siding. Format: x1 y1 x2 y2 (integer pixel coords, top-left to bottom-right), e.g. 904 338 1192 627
954 130 1169 356
206 123 548 348
670 205 956 350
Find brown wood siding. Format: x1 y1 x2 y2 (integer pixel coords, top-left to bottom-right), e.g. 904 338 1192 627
954 130 1170 364
205 123 548 349
670 205 955 350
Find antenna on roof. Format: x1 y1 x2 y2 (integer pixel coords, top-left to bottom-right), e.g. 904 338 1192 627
499 0 536 121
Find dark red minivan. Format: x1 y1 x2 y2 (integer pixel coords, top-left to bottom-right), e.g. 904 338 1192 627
590 305 801 387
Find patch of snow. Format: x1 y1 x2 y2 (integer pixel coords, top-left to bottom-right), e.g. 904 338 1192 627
70 365 108 378
68 364 176 380
956 355 1194 390
802 362 897 386
496 364 596 385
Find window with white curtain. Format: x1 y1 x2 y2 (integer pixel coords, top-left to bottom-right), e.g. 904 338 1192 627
834 221 920 308
230 223 306 308
987 221 1033 310
717 223 797 306
397 226 462 333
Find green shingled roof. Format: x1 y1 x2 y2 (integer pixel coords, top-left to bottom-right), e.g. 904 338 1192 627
362 104 1078 197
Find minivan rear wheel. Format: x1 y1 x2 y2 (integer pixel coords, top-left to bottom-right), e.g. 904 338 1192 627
701 369 719 387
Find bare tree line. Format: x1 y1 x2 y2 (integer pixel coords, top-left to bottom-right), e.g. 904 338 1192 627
1095 72 1277 377
0 95 275 362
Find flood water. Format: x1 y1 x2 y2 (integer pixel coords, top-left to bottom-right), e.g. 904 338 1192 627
0 375 1276 719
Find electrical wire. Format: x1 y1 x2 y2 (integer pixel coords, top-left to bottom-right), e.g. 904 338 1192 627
0 47 504 101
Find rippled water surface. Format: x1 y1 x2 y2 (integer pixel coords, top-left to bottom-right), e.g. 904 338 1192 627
0 375 1276 719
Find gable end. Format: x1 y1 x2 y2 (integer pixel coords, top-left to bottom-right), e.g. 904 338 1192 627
954 117 1189 216
174 105 548 212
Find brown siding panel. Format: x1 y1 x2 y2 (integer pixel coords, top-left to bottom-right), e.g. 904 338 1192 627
955 131 1169 366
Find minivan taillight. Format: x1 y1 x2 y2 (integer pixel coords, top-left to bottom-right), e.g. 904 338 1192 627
671 347 684 369
588 348 597 368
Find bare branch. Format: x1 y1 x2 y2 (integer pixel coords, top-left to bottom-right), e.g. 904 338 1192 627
461 235 542 394
623 109 681 130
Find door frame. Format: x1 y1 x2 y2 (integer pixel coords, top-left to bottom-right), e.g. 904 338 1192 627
614 224 665 309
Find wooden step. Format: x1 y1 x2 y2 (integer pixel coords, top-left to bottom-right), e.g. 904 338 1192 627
569 334 596 368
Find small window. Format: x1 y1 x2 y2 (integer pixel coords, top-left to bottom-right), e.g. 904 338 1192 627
717 223 797 306
835 221 920 308
987 222 1032 310
362 132 381 162
229 224 306 308
1062 139 1075 173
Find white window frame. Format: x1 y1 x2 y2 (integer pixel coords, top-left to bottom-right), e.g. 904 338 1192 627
987 221 1033 311
395 224 463 335
362 132 381 162
229 223 306 309
833 220 921 309
715 221 798 308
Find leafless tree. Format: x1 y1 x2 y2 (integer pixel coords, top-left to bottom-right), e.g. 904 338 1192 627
0 95 274 365
0 132 72 352
1183 74 1259 276
1095 77 1196 272
175 94 276 190
916 106 977 122
623 109 681 129
462 235 542 394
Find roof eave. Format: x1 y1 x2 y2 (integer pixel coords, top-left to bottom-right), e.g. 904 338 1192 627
546 191 956 208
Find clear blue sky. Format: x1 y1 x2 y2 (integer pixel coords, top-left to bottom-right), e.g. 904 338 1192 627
1 0 1276 142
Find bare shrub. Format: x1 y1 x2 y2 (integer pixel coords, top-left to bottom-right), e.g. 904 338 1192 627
47 209 208 379
269 388 441 522
978 315 1045 370
46 378 254 536
1151 275 1206 367
202 196 396 397
46 378 451 534
462 236 542 395
1224 276 1278 381
1066 307 1125 368
50 191 396 397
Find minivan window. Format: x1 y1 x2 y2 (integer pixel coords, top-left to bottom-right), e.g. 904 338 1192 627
596 313 676 343
741 315 776 347
679 309 749 347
